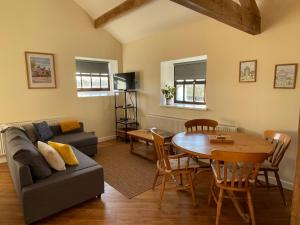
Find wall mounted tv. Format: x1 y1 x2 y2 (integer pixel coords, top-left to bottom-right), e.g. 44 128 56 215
113 72 137 91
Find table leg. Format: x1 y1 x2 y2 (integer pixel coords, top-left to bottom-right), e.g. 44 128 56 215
130 136 134 154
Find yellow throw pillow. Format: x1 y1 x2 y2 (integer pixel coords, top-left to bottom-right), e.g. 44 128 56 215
59 120 81 133
48 141 79 166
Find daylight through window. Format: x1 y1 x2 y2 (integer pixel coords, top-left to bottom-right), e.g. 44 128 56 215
76 60 110 91
174 60 206 104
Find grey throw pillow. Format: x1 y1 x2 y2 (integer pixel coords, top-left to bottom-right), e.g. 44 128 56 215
22 124 38 143
9 136 52 180
33 121 54 141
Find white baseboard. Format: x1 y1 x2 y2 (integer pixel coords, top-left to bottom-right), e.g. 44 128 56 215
258 176 294 190
0 155 7 164
98 135 116 142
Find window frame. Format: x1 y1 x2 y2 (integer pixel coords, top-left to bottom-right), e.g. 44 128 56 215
76 72 110 92
174 79 206 105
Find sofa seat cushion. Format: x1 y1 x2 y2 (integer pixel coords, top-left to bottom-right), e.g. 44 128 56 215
49 132 97 149
35 148 99 182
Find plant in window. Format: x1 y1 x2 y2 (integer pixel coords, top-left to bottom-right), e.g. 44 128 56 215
161 85 176 105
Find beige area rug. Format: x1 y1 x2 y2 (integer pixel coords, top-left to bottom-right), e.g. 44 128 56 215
94 141 161 199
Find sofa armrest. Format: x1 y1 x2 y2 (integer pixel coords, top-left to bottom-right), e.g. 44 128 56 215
5 147 33 197
78 122 84 132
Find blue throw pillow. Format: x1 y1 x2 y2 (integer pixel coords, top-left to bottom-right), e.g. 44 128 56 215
33 121 53 141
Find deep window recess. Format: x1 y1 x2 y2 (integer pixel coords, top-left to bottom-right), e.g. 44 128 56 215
76 60 110 91
174 60 206 104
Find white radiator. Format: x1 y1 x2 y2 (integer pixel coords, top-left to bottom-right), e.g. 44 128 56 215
144 114 238 133
0 133 6 156
0 116 66 157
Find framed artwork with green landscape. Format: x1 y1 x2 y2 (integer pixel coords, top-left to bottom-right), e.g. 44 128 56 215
239 60 257 82
25 51 56 89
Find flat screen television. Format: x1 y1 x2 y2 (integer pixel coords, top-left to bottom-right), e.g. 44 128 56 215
113 72 137 91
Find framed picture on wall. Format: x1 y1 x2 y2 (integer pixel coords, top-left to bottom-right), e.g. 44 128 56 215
239 60 257 82
274 64 298 89
25 51 56 89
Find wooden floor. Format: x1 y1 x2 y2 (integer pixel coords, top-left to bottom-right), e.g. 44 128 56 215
0 141 292 225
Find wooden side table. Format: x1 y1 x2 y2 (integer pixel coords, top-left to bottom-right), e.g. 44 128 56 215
127 129 174 162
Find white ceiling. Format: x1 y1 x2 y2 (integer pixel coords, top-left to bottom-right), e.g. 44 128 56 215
74 0 264 44
74 0 204 43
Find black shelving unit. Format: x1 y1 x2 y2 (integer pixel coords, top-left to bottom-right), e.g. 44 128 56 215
114 90 138 141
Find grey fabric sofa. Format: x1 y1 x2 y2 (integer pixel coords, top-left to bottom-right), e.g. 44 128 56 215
23 122 98 156
4 127 104 225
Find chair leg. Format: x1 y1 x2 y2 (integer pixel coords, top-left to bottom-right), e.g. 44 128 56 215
159 174 167 207
208 176 215 206
247 191 256 225
152 169 159 190
274 171 287 206
264 171 269 189
216 188 224 225
188 172 196 206
179 174 183 185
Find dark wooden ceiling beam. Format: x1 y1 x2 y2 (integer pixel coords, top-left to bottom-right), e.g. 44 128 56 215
239 0 260 15
170 0 261 35
94 0 153 28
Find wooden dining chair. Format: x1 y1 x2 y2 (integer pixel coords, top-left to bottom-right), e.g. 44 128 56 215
184 119 218 168
257 130 291 205
208 150 268 225
151 129 199 206
185 119 218 133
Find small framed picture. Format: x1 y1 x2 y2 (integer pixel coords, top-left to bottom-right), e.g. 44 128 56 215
239 60 257 82
274 64 298 89
25 51 56 89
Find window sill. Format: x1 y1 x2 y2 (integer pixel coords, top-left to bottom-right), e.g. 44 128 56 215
77 91 115 98
160 103 207 111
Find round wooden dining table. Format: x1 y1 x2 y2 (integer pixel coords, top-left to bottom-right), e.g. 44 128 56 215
172 131 273 158
172 131 273 223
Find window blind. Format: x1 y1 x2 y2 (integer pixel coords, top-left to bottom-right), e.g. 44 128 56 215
174 60 206 80
76 60 109 74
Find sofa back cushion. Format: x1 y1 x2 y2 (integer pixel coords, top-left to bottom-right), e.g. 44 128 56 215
22 124 38 143
6 128 52 180
33 121 54 141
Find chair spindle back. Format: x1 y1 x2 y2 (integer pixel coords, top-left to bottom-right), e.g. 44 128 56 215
151 129 171 172
185 119 218 133
264 130 291 167
212 151 268 189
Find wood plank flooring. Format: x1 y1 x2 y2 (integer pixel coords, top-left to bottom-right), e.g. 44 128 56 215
0 141 292 225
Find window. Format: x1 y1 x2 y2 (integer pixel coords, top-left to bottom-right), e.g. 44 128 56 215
174 61 206 104
76 60 110 91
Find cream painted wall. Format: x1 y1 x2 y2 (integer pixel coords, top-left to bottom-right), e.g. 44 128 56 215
0 0 122 138
123 1 300 186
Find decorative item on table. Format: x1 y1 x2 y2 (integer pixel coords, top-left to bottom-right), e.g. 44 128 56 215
239 60 257 82
208 134 234 143
274 63 298 89
25 51 56 89
161 85 176 105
